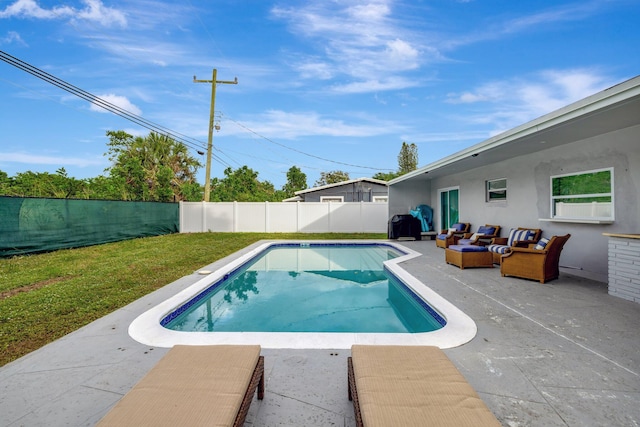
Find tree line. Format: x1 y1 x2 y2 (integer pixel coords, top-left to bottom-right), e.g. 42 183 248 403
0 132 418 202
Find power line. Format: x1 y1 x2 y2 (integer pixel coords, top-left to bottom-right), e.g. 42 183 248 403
2 50 394 176
221 112 394 172
0 50 234 168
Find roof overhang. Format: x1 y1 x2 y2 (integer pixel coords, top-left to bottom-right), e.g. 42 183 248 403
390 75 640 185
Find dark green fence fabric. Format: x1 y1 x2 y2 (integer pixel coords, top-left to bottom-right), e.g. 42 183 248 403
0 197 179 257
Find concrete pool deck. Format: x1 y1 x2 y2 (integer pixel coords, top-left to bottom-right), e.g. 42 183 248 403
1 240 639 426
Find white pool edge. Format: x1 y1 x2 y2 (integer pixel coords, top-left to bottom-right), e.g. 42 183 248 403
128 240 477 349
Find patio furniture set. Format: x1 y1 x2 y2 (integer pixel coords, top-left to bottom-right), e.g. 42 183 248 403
437 223 571 284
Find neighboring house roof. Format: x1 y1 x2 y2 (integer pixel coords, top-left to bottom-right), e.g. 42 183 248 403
389 75 640 185
294 177 388 196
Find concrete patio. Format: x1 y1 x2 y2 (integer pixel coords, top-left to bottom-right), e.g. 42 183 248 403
1 239 639 426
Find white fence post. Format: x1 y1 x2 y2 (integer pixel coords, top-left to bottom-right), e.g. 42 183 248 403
233 201 238 232
201 201 207 232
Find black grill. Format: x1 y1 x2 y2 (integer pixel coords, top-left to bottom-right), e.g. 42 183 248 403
387 215 422 240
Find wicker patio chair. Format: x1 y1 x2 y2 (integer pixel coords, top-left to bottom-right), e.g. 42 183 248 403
347 345 501 426
486 227 542 264
96 345 265 427
455 224 501 246
500 234 571 283
435 222 471 248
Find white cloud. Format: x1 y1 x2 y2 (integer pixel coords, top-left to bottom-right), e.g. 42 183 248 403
445 68 616 132
0 151 103 167
330 77 420 94
230 110 405 139
405 130 489 144
76 0 126 27
1 30 26 45
446 82 508 104
295 60 334 80
0 0 126 27
83 35 189 67
272 1 431 88
385 39 419 68
444 2 607 50
90 94 142 115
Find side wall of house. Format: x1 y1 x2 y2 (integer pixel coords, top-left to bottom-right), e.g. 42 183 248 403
426 124 640 282
388 179 431 219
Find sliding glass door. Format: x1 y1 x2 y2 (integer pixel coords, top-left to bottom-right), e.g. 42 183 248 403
439 187 459 230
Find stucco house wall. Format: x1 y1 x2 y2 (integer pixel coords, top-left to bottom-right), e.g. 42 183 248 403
422 124 639 283
388 179 431 217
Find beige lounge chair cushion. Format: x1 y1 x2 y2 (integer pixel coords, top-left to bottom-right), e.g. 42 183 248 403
351 345 501 427
97 345 261 427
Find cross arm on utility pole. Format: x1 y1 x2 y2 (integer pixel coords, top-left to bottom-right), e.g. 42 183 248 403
193 69 238 202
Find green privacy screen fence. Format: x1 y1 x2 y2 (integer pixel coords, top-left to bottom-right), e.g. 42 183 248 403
0 197 179 257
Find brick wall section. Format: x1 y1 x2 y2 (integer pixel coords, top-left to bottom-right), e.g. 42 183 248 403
607 237 640 303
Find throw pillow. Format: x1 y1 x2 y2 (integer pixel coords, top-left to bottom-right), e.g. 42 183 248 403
477 226 495 235
535 237 550 250
470 232 485 242
507 229 534 246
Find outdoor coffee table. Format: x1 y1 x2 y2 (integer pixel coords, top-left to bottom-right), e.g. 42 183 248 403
445 245 493 269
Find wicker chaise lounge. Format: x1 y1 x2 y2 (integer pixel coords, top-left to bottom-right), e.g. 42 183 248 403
347 345 501 427
97 345 264 427
501 234 571 283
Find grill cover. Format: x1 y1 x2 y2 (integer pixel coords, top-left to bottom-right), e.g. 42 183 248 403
387 215 422 240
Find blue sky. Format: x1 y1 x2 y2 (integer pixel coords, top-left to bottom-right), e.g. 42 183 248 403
1 0 638 189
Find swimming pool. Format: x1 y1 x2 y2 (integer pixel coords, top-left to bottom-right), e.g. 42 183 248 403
161 244 445 333
129 240 477 349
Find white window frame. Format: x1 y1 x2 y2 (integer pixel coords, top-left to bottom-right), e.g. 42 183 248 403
548 167 614 223
320 196 344 203
372 196 388 203
486 178 507 202
437 186 460 230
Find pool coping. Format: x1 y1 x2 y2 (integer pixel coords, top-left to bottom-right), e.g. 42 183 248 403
128 240 477 349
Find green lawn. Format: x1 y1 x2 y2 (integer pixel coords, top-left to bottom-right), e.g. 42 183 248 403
0 232 385 366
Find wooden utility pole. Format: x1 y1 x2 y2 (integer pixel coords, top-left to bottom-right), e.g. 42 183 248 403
193 69 237 201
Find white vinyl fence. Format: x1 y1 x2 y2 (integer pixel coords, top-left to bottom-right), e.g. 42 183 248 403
179 201 389 233
554 201 612 219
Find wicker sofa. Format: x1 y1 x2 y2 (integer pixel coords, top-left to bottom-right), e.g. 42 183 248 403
500 234 571 283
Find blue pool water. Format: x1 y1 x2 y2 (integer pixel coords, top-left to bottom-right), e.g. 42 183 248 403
162 243 445 333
